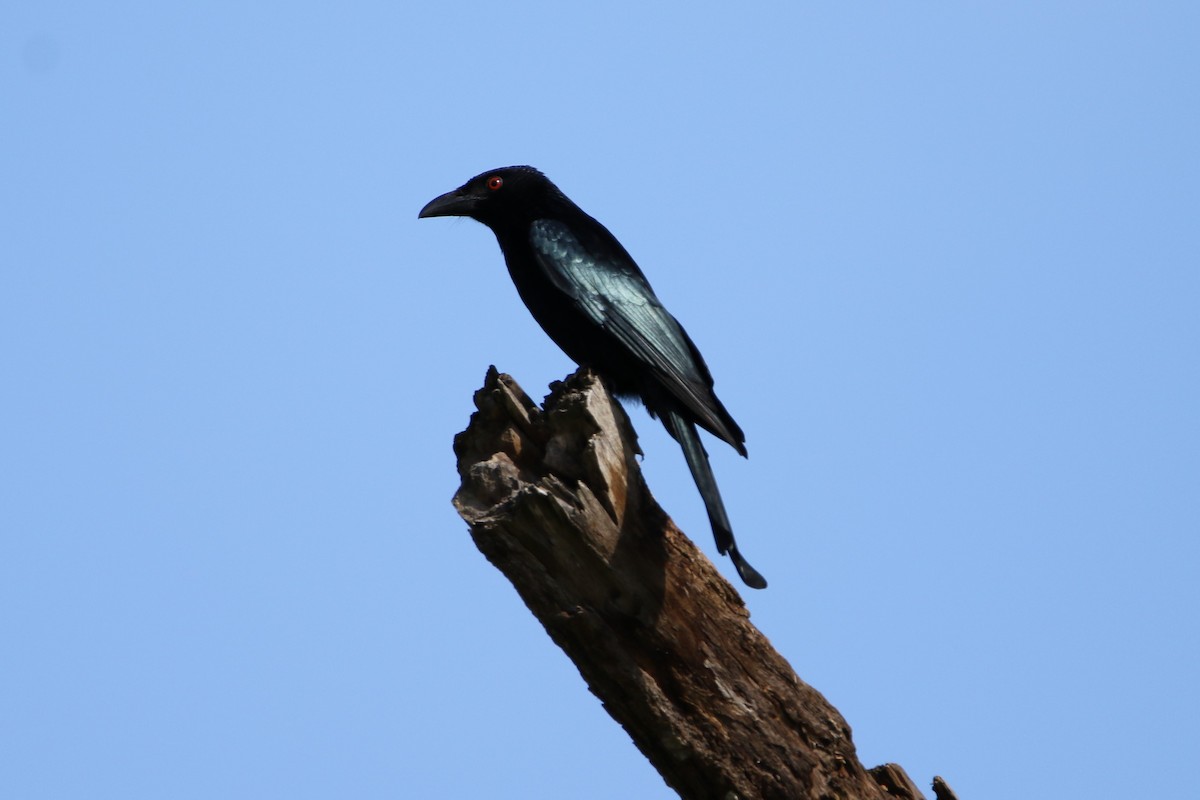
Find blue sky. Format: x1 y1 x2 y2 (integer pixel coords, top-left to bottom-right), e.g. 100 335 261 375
3 3 1197 798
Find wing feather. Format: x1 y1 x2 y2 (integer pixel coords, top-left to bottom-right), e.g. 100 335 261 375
529 219 740 447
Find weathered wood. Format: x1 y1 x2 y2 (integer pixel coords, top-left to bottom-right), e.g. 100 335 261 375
869 763 926 799
453 367 935 800
932 776 960 800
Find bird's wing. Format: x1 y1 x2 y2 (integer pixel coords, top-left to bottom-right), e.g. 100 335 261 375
529 219 739 446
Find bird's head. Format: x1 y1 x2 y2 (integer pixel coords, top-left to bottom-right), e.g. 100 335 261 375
418 166 559 228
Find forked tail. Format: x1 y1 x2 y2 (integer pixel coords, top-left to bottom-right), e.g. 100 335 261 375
662 410 767 589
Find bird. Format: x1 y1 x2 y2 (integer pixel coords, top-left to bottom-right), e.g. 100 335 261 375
419 166 766 589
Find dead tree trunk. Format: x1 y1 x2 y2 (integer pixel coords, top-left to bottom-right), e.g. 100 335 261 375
452 367 953 800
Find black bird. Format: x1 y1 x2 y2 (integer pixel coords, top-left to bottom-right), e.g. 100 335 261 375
419 166 766 589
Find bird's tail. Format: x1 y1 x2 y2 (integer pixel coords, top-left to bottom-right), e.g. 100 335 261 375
662 410 767 589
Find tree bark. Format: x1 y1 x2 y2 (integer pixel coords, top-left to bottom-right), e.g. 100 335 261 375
452 367 950 800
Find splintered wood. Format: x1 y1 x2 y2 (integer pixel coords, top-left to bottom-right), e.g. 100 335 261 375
452 367 941 800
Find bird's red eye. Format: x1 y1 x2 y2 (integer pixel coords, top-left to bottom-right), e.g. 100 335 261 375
487 176 503 191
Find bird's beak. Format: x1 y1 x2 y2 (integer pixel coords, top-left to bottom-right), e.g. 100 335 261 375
418 189 477 219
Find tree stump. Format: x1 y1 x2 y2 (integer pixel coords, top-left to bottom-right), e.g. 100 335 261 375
452 367 951 800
